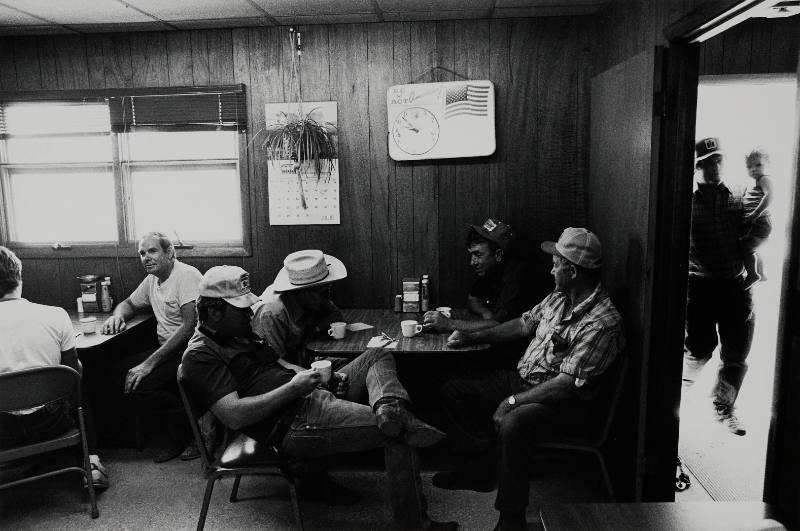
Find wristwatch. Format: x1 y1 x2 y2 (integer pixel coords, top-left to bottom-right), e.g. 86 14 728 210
506 395 516 407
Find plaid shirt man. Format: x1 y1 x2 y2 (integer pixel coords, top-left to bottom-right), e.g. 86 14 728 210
516 283 624 398
689 182 746 279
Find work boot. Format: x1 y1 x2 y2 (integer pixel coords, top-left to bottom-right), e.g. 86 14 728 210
374 398 446 447
374 398 404 438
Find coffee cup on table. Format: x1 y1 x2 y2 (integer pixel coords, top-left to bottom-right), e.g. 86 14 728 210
401 320 423 338
435 306 452 318
328 321 347 340
311 359 332 384
79 316 97 335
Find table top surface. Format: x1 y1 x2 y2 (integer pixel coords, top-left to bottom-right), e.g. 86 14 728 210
539 502 782 531
306 308 489 355
67 310 152 350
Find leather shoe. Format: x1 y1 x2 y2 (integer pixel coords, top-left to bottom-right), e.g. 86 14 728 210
432 470 495 493
427 520 459 530
180 443 201 461
400 409 446 448
375 401 403 438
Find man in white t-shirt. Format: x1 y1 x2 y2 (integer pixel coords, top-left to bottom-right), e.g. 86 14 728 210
100 232 202 462
0 246 109 490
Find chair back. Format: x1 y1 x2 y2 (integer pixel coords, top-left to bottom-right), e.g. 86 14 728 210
594 353 629 446
177 364 217 470
0 365 80 413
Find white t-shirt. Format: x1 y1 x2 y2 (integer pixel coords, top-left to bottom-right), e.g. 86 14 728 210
0 298 75 374
129 260 202 345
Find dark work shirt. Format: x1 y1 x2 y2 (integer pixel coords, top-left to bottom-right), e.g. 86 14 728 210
468 258 533 322
689 182 745 279
181 327 301 442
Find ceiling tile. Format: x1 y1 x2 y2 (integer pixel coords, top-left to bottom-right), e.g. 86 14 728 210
170 17 275 29
377 0 491 10
0 0 154 24
124 0 264 21
252 0 375 16
383 9 487 21
67 21 175 33
0 3 47 25
274 13 381 24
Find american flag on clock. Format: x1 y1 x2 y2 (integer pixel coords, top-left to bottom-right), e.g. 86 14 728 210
445 83 490 118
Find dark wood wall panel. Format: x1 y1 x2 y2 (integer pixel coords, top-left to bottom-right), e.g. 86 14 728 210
2 19 592 310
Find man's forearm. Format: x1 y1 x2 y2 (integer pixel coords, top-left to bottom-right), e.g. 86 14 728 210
514 373 575 405
113 299 137 320
213 383 305 430
143 323 194 369
450 318 499 332
468 317 527 345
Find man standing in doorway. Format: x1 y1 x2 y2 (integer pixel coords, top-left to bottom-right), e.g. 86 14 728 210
683 137 754 436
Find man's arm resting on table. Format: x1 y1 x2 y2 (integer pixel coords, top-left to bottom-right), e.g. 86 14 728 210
447 316 529 347
102 298 138 334
124 302 197 393
210 370 320 430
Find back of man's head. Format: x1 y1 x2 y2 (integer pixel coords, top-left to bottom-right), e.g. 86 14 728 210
0 246 22 298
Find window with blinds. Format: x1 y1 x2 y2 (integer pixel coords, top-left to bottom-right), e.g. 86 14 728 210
0 85 250 253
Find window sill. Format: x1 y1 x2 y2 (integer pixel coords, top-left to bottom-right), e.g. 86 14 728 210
5 242 251 259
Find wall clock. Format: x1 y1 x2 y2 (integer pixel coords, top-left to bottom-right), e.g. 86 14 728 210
387 79 495 161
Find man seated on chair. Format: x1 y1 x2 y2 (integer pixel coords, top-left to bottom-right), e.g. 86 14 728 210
0 246 109 490
423 218 534 334
251 249 345 368
99 232 202 462
181 265 457 531
437 228 624 531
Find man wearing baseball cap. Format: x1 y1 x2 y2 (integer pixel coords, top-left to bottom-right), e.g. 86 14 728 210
682 137 753 436
181 265 456 530
436 227 624 531
423 218 533 335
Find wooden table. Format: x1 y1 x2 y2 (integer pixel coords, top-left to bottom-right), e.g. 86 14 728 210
539 502 783 531
67 310 153 350
306 308 489 356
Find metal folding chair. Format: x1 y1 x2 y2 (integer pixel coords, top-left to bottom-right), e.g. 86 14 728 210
0 365 99 518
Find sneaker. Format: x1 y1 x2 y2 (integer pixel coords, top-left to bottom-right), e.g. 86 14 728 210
83 455 110 491
715 406 747 436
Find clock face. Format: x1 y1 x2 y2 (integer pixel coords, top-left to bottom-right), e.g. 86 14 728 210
391 107 440 155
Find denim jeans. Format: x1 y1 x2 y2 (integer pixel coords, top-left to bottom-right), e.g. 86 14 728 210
683 275 755 409
0 401 75 450
279 349 427 527
440 369 585 513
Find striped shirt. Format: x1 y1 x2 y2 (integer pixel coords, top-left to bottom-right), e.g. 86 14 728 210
516 283 624 398
689 182 745 279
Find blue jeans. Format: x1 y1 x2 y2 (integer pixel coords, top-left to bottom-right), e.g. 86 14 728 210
683 275 755 409
279 349 427 527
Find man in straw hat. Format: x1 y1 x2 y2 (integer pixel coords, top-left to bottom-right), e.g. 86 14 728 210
682 137 753 436
181 265 456 530
436 228 624 531
251 250 346 368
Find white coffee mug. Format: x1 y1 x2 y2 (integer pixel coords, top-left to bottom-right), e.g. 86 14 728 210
435 306 452 318
79 316 97 335
401 320 423 338
328 321 347 340
311 359 332 384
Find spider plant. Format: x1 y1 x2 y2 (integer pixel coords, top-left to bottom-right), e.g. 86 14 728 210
260 28 338 209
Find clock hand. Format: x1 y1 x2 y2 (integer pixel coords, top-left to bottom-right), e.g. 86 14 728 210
401 116 419 133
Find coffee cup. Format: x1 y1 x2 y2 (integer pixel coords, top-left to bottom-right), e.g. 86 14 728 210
435 306 452 318
311 359 332 384
401 320 423 338
328 321 346 340
79 316 97 335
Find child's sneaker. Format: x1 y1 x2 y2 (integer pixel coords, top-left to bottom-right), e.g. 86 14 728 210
715 406 746 436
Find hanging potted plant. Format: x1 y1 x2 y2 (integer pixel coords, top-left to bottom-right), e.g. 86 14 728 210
261 28 338 209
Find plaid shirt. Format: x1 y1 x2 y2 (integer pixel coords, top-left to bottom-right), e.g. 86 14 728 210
516 283 624 398
689 182 745 279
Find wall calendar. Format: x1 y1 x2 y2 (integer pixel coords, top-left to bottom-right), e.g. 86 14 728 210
387 80 495 161
267 160 340 225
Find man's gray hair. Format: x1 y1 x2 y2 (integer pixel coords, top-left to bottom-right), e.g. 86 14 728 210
140 232 175 256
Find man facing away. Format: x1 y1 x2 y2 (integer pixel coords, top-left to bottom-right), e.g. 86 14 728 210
437 228 624 531
682 137 754 436
0 246 109 490
99 232 202 461
423 218 533 334
180 265 457 530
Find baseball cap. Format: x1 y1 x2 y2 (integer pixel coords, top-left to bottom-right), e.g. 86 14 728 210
470 218 514 251
695 137 723 163
199 265 261 308
541 227 602 269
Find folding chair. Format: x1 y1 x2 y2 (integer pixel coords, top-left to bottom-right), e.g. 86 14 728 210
533 355 629 501
0 365 99 518
177 364 302 531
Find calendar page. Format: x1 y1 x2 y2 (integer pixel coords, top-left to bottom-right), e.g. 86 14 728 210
265 100 340 225
268 160 340 225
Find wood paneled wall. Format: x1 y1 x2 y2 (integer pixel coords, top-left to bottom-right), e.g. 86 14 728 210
0 19 591 309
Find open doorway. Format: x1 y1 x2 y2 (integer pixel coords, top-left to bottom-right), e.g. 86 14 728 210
677 74 797 501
